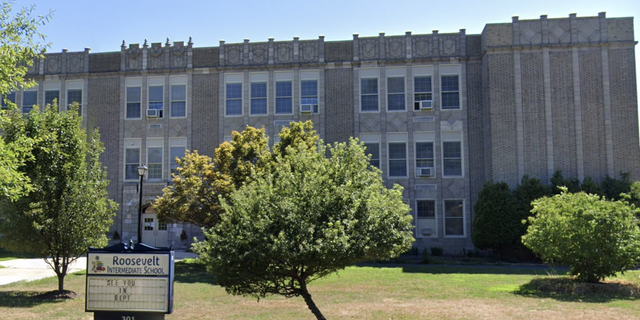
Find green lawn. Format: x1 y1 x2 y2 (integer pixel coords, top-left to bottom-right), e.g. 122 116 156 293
0 259 638 319
0 250 38 262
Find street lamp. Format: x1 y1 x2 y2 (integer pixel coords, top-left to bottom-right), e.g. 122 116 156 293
137 165 147 244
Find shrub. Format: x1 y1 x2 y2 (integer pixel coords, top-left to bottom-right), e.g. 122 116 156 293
430 247 443 256
472 181 519 255
522 189 640 283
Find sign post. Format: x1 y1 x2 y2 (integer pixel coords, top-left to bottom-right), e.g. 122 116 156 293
86 241 174 320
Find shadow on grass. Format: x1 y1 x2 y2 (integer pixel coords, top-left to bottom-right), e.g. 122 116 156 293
0 290 69 308
399 265 565 276
513 277 640 303
174 259 217 285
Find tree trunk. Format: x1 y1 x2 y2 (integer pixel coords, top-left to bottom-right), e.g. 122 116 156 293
299 279 326 320
57 273 65 292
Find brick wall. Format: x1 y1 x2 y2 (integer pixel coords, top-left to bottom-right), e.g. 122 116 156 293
550 50 578 178
192 47 219 68
579 49 607 179
520 51 548 180
89 52 120 73
191 73 219 157
325 41 353 62
324 68 354 144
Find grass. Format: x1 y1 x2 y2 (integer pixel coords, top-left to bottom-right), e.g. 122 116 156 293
0 250 38 262
0 258 639 319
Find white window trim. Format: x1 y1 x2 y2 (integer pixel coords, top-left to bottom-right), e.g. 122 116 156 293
125 78 143 120
148 77 165 119
387 132 408 179
439 64 461 111
441 131 464 178
146 138 164 181
299 78 319 114
386 75 406 112
123 138 141 181
224 73 243 117
170 76 187 119
443 198 466 238
169 137 187 176
415 131 436 178
415 198 437 238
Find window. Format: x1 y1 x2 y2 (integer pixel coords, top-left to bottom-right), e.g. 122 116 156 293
22 91 37 113
361 78 378 112
275 81 292 114
388 142 407 177
251 82 267 115
441 75 459 109
414 76 432 110
387 77 405 111
417 200 435 218
416 141 434 168
442 141 462 176
147 145 163 180
226 83 242 116
67 89 82 115
126 86 141 119
170 84 186 117
125 146 140 180
144 217 154 231
148 85 164 118
444 199 464 236
170 138 187 176
363 142 380 169
301 79 318 113
45 90 59 108
1 92 16 109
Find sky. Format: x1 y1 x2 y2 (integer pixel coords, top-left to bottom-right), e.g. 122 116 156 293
16 0 640 96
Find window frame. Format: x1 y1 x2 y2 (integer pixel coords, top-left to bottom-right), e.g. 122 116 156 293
67 89 83 115
387 141 407 178
442 140 463 177
250 81 268 115
169 137 187 177
22 90 38 114
414 75 433 111
416 199 437 238
443 199 465 237
148 83 164 118
45 90 60 109
225 82 243 116
360 77 379 112
147 143 164 181
440 74 460 110
300 79 319 114
126 83 142 119
363 142 380 169
275 80 293 115
1 91 16 109
170 84 186 118
415 141 435 177
124 139 141 181
387 76 406 112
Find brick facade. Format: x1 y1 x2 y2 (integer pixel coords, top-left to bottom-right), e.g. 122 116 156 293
17 13 638 254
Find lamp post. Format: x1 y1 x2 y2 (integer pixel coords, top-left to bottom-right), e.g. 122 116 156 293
137 165 147 244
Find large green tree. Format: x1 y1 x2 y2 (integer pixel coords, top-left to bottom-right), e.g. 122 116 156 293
154 126 270 228
0 1 50 201
522 189 640 283
471 181 518 255
195 122 414 320
0 104 116 293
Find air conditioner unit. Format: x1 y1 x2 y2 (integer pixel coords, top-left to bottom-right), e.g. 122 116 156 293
416 100 433 110
417 167 434 177
147 109 159 118
300 104 314 113
421 228 432 235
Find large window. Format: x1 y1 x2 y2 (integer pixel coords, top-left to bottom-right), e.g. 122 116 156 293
388 142 407 177
171 84 186 117
45 90 59 108
251 82 267 115
126 86 141 119
387 77 405 111
442 141 462 176
363 142 380 169
414 76 432 110
67 89 82 115
147 145 163 180
361 78 378 112
444 199 464 236
148 85 164 118
301 79 318 113
226 82 242 116
275 81 292 114
170 138 187 176
417 200 435 219
22 91 37 113
416 141 434 172
125 146 140 180
1 92 16 109
441 75 460 110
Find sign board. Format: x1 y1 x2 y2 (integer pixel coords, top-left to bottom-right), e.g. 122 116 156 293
86 243 174 317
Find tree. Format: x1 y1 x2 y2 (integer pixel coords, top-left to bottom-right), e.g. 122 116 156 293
0 104 116 293
154 126 269 228
194 123 414 320
580 176 603 196
522 189 640 283
471 181 518 255
511 175 552 260
0 1 50 201
550 170 580 193
601 172 631 201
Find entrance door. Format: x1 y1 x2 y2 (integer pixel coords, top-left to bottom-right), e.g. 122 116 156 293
141 207 169 247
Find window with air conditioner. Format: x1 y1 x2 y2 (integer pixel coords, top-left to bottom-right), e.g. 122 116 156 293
416 141 434 177
300 79 318 114
414 75 432 111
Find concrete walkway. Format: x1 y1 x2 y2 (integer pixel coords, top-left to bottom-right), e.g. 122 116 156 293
0 250 198 286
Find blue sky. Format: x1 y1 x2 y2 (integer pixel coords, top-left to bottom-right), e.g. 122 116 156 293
18 0 640 97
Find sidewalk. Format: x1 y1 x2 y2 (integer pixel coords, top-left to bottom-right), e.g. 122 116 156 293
0 250 198 286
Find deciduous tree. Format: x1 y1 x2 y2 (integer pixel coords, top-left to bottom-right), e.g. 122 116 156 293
195 123 414 320
0 104 116 293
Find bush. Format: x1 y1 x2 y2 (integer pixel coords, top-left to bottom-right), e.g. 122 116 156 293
522 189 640 283
472 181 519 255
430 247 443 256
